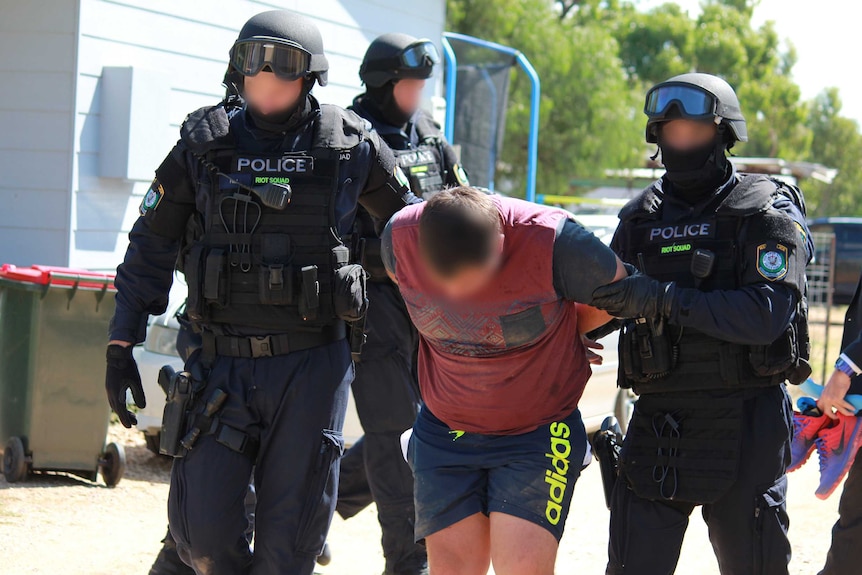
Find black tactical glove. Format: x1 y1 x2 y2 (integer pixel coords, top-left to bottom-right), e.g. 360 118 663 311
591 274 676 319
105 344 146 428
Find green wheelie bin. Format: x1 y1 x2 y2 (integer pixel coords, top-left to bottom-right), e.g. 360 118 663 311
0 265 125 486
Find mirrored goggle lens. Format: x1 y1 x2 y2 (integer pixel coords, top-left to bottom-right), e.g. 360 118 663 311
645 85 716 118
231 41 311 80
401 41 440 68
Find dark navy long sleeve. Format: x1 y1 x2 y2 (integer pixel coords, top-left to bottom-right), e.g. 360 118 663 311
663 196 811 346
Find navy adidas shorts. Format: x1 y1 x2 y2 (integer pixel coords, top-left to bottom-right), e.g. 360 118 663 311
408 407 590 541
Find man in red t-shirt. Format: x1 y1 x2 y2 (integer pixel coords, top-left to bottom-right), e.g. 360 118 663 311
381 187 626 574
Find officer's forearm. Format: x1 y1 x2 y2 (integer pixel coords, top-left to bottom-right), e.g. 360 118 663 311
840 334 862 372
111 218 181 342
669 284 797 345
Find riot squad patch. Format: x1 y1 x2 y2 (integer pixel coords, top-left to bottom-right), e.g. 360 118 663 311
453 163 470 186
139 180 164 216
756 243 788 281
394 166 410 189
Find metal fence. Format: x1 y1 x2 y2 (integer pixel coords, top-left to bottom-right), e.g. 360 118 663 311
807 232 837 383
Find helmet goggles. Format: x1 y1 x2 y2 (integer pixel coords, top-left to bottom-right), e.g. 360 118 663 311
400 40 440 68
644 84 719 121
231 38 312 81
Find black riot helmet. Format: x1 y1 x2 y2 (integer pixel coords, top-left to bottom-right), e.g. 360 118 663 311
359 33 439 88
644 73 747 145
224 10 329 93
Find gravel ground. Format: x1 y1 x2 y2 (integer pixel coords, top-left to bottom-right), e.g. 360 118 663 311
0 423 843 574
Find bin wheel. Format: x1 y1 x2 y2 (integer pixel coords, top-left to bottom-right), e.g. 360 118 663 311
100 442 126 488
3 436 28 483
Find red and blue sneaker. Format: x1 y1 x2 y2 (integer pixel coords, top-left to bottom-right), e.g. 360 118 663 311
814 413 862 500
789 398 834 472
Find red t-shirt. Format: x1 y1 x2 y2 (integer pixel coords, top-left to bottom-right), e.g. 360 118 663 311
388 197 593 435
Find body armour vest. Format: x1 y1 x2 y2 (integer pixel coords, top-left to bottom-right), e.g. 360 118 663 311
180 103 364 334
392 113 446 197
615 174 809 394
390 197 591 435
357 105 447 198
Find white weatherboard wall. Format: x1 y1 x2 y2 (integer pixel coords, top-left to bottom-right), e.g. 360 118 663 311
70 0 446 270
0 1 79 267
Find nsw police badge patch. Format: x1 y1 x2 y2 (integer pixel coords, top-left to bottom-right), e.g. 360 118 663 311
756 243 788 281
139 180 164 216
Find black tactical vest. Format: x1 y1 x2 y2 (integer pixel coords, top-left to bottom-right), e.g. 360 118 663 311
392 114 446 197
355 104 447 198
616 174 809 394
180 104 363 334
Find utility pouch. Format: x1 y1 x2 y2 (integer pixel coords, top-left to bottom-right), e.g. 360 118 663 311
160 367 195 458
621 318 675 384
299 265 320 321
333 264 368 322
203 249 229 307
349 314 368 362
259 234 294 305
749 327 795 379
749 301 811 385
621 394 743 503
185 244 207 322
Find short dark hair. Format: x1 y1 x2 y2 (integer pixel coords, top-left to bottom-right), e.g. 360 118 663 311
418 187 502 278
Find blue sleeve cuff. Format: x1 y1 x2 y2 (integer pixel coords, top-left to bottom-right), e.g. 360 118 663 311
108 308 148 344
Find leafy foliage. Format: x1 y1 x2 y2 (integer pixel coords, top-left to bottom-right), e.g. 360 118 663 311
446 0 862 214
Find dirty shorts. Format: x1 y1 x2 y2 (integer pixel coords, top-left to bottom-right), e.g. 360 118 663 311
408 406 590 541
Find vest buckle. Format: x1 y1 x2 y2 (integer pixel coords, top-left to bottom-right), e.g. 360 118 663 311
249 336 274 358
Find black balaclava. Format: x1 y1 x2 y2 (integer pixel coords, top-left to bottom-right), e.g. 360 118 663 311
659 128 731 204
245 76 316 134
364 82 413 127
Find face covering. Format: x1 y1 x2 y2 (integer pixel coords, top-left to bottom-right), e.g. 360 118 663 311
245 78 314 134
365 83 414 127
659 133 730 204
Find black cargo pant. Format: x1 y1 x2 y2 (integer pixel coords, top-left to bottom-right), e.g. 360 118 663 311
820 448 862 574
335 281 427 574
167 339 352 575
607 385 793 575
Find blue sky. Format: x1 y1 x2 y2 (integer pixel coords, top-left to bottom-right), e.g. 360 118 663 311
637 0 862 125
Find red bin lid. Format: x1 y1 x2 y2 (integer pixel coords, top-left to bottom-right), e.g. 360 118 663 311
0 264 116 290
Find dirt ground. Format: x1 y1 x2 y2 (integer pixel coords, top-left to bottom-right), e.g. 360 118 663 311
0 423 843 574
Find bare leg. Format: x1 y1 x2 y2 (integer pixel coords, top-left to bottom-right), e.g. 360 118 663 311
489 512 558 575
425 513 491 575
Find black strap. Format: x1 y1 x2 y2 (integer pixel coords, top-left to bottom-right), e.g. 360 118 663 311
211 322 346 358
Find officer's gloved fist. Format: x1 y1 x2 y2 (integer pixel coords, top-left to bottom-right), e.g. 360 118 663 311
105 344 146 428
591 274 676 319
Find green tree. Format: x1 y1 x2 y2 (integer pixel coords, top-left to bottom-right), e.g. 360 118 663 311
448 0 640 196
805 89 862 216
612 1 811 159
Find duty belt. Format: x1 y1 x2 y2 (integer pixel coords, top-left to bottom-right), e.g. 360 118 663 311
206 322 346 359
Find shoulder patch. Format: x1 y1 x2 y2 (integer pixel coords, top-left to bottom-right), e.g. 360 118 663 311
394 166 410 189
139 179 164 216
756 242 788 281
453 163 470 186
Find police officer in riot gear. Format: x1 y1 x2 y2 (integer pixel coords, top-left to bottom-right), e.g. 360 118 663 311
104 11 418 575
332 33 466 575
591 73 813 575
